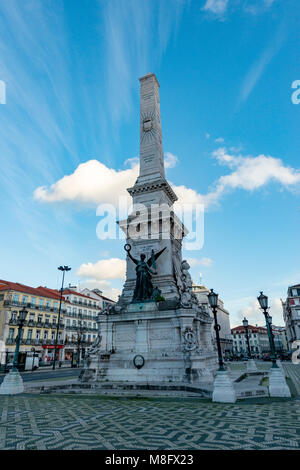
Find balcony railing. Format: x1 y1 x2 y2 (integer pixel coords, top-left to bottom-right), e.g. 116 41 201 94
4 299 65 314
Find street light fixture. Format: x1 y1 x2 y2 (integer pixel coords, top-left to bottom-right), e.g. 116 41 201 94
53 265 71 370
208 289 225 371
257 291 278 369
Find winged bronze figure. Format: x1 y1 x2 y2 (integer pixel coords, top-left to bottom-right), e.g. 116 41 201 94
124 244 166 302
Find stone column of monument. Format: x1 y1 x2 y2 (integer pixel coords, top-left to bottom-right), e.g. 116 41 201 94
119 73 186 304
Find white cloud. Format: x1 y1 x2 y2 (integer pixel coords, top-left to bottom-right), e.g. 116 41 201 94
165 152 178 169
77 258 126 281
215 137 224 143
34 147 300 213
203 0 228 15
34 159 138 206
187 257 213 267
239 298 284 326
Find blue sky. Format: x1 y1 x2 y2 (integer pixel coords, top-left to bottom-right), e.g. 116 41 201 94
0 0 299 326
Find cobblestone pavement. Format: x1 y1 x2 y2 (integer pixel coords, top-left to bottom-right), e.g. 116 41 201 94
0 395 299 450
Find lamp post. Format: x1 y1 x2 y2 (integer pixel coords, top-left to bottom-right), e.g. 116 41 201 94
257 292 277 369
52 265 71 370
208 289 224 371
242 316 257 371
208 288 236 403
242 317 251 360
257 291 291 397
0 306 28 395
12 306 28 371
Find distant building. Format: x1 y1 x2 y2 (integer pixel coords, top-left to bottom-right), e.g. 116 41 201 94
231 324 270 358
0 280 65 367
79 288 115 310
191 283 233 356
62 289 102 363
282 284 300 351
272 325 288 356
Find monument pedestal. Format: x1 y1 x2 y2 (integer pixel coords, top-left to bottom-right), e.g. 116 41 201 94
0 368 24 395
268 367 291 398
246 359 258 372
212 369 237 403
81 302 218 387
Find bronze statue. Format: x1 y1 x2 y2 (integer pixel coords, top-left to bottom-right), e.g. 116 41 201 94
124 244 166 302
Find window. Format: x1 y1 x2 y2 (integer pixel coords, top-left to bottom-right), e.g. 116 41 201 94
73 307 77 313
11 312 17 321
53 317 57 324
45 315 50 324
37 315 43 323
66 319 70 326
22 295 28 304
43 331 48 340
13 294 19 303
8 328 14 339
73 297 77 303
39 299 44 307
31 297 36 306
51 331 55 340
53 302 58 310
36 330 40 339
46 300 50 308
27 330 32 339
29 313 35 321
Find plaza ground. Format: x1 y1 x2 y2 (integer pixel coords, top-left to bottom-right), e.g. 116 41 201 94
0 394 299 450
1 362 300 450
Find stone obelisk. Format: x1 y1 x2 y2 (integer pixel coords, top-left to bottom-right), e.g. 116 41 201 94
120 73 185 304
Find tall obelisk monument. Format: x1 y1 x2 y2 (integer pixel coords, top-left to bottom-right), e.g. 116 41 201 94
120 73 185 304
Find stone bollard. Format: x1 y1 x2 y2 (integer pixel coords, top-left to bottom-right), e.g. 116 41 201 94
212 369 237 403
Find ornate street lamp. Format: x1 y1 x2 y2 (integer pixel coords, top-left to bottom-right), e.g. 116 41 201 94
53 265 71 370
257 291 278 369
12 306 28 371
242 317 251 360
208 289 225 371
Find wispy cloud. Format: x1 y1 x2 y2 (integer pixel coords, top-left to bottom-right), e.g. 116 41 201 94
102 0 187 126
236 21 286 107
203 0 228 15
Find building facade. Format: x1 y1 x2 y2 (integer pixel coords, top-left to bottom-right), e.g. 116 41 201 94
191 283 233 357
0 281 65 368
62 289 102 364
231 324 269 358
282 283 300 351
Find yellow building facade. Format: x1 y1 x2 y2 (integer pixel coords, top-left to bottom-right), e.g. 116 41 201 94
0 281 65 368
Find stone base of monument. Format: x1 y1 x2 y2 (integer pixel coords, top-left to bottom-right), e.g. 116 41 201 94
81 302 218 389
268 367 291 398
246 359 258 372
212 369 237 403
0 369 24 395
